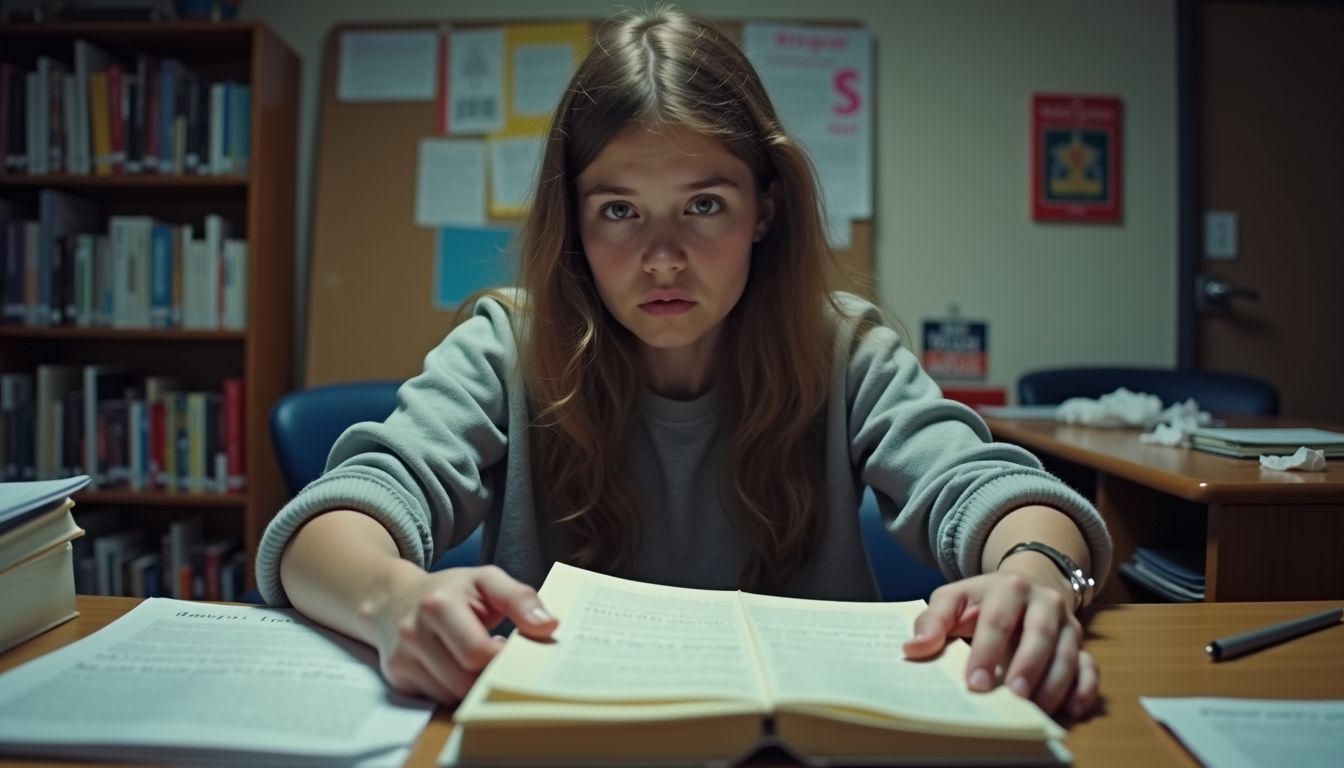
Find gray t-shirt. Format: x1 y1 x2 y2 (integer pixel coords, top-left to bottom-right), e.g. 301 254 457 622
256 293 1110 605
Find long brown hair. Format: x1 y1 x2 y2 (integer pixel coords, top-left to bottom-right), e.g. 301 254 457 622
513 8 855 593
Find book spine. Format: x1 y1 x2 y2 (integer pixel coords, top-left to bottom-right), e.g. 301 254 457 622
159 60 179 174
223 377 244 490
88 71 112 176
149 224 173 327
0 63 11 176
107 64 125 174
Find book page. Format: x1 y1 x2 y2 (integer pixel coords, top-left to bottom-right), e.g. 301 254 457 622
739 592 1055 732
0 598 433 762
477 563 769 706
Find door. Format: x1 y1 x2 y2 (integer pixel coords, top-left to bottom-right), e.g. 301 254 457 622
1188 0 1344 422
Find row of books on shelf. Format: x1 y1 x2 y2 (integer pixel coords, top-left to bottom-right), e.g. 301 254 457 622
72 507 246 600
0 367 244 493
1 193 246 330
0 43 251 177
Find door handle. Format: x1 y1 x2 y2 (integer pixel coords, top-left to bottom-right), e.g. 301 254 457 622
1197 274 1258 310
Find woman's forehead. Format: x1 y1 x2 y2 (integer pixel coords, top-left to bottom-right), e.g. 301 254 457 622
578 125 751 189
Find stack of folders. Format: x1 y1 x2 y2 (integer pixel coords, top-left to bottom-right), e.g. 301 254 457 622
1189 428 1344 459
1118 547 1205 602
0 475 91 653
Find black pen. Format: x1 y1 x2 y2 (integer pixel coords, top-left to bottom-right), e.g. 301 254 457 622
1205 607 1343 661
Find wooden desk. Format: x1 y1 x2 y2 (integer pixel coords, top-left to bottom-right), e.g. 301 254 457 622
2 597 1341 767
983 417 1344 603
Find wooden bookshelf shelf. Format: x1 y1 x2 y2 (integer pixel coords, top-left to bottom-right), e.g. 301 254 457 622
0 21 259 60
75 489 247 507
0 174 249 189
0 327 246 341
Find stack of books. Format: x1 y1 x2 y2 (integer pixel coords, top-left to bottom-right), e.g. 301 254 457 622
1189 427 1344 459
1118 547 1205 602
0 475 90 653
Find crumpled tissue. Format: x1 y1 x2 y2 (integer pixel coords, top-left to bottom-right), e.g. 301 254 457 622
1057 388 1211 445
1259 447 1327 472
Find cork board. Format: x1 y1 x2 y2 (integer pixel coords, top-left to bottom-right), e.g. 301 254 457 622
305 20 875 386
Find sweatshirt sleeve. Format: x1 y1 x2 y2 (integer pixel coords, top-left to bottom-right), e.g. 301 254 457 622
838 297 1112 585
254 295 519 606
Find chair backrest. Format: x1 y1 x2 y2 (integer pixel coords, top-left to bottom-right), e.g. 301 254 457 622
859 488 946 602
1017 366 1280 416
269 381 482 571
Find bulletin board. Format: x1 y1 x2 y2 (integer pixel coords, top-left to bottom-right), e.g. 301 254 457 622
305 19 876 387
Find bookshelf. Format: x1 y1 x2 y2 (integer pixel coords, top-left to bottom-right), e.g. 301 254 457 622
0 21 299 595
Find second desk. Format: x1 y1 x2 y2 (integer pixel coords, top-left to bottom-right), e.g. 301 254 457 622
982 417 1344 603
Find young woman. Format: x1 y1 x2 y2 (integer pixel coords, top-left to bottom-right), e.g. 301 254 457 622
258 8 1111 720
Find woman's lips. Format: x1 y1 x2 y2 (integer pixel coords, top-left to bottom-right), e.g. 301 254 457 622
639 299 696 316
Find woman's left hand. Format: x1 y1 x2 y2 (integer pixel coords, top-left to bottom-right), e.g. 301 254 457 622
901 564 1099 720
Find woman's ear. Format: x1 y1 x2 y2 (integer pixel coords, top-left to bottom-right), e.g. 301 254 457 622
753 184 777 242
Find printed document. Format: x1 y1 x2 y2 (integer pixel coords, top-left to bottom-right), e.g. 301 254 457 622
1142 697 1344 768
0 598 435 766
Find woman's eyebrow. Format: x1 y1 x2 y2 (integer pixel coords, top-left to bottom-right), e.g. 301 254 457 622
682 176 739 192
582 176 741 198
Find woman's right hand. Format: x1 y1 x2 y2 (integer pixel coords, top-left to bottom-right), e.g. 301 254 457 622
373 564 558 704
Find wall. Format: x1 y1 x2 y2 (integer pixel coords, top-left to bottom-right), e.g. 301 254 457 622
57 0 1180 393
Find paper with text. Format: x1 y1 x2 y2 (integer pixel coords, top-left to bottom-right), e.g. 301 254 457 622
339 30 438 103
446 28 504 134
740 593 1050 732
0 598 434 764
481 563 769 706
488 135 545 217
416 139 487 227
1142 697 1344 768
500 23 590 135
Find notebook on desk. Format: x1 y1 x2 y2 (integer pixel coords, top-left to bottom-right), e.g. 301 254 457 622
1189 428 1344 458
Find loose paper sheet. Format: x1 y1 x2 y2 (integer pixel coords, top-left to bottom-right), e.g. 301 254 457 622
339 30 438 102
416 139 487 227
1142 697 1344 768
0 598 434 765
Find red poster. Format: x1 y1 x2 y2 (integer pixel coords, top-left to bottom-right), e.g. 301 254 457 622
1031 94 1123 223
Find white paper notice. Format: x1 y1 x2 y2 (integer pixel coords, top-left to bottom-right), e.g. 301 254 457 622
1141 697 1344 768
743 24 872 219
489 135 545 216
446 28 504 134
0 598 434 766
416 139 487 227
339 30 439 102
512 43 575 117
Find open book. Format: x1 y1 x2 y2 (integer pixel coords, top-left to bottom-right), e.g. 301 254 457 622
445 563 1068 766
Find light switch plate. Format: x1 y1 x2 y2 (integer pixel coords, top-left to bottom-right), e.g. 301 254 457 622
1205 211 1238 260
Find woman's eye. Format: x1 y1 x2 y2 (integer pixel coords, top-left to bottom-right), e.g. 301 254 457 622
687 196 722 216
602 202 635 221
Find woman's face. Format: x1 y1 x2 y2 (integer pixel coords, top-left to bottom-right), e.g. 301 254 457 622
576 125 771 371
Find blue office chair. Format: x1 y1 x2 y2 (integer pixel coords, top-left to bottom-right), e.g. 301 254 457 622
859 487 946 602
1018 366 1279 417
269 381 484 573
